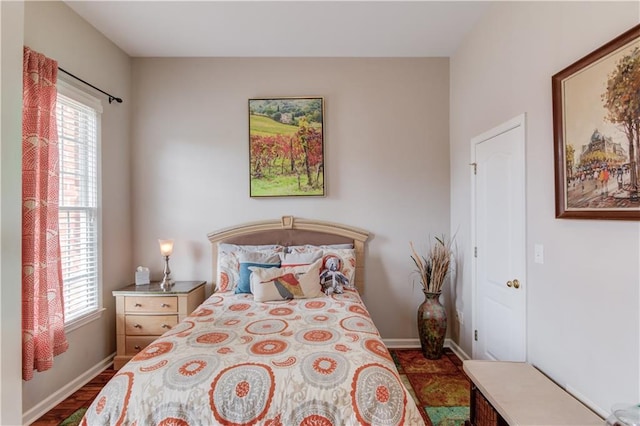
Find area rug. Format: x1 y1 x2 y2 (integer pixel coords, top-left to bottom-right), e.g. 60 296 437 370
58 408 86 426
390 348 470 426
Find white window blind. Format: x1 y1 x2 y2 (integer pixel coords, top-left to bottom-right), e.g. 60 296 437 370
56 85 102 325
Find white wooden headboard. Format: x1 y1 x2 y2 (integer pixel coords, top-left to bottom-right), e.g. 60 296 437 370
207 216 370 292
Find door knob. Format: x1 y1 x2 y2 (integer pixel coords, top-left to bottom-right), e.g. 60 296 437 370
513 279 520 289
506 281 513 287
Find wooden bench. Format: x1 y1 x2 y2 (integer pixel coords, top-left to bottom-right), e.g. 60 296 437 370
463 360 603 425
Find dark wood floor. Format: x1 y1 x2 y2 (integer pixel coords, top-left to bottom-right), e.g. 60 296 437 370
30 366 116 426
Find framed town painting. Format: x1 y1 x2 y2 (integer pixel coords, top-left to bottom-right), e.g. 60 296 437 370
248 97 325 197
553 24 640 220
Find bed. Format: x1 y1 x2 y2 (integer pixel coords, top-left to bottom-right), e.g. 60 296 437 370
82 216 425 425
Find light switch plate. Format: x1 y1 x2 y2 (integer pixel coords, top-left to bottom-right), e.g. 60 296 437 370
534 244 544 264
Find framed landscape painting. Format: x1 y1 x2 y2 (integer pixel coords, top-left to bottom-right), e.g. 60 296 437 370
249 97 325 197
552 24 640 220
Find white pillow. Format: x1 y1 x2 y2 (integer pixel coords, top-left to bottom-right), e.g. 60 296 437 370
279 250 322 267
287 244 353 254
249 259 323 302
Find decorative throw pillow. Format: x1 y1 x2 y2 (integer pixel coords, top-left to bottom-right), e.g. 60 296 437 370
235 251 281 294
216 243 283 292
288 248 356 287
285 247 357 287
249 259 323 302
279 250 323 268
320 249 356 287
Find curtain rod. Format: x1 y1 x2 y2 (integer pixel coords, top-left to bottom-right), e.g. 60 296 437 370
58 67 123 104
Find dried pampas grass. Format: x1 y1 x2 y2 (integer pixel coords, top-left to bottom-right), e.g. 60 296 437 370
410 235 454 294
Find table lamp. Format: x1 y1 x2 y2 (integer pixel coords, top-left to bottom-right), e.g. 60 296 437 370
158 239 174 289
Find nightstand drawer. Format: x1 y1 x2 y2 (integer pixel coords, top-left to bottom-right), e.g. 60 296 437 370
125 296 178 313
125 336 157 355
125 314 178 335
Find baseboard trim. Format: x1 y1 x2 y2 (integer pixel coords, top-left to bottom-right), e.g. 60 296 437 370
565 384 608 419
445 338 471 360
383 338 421 349
383 337 471 361
22 352 115 425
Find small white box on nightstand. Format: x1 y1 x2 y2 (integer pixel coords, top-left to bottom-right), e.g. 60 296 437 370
135 266 150 285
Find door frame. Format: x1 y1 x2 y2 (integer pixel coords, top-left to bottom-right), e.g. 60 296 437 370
470 113 527 360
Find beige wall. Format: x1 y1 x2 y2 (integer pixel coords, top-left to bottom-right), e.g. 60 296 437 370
21 1 132 416
0 2 25 424
12 0 635 420
450 1 640 414
130 57 451 339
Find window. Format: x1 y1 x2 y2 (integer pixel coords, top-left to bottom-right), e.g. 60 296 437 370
56 81 103 327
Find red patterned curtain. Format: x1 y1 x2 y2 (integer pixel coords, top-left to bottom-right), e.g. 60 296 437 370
22 46 69 381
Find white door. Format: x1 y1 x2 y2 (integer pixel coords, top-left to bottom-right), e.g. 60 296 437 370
472 114 527 362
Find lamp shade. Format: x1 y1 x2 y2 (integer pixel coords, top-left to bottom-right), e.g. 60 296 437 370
158 239 174 256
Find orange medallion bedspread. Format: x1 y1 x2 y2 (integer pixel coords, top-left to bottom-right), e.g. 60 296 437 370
82 288 425 425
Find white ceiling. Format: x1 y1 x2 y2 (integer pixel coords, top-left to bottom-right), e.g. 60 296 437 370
64 1 489 57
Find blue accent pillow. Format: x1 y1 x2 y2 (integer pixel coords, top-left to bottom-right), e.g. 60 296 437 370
235 252 281 294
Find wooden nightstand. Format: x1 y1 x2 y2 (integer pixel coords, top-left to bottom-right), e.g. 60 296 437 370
112 280 206 370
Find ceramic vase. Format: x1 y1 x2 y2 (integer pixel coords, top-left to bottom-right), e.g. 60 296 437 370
417 290 447 359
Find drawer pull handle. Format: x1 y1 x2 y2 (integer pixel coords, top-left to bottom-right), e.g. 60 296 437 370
135 303 142 307
161 324 171 329
134 345 141 350
161 303 170 308
133 324 142 328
